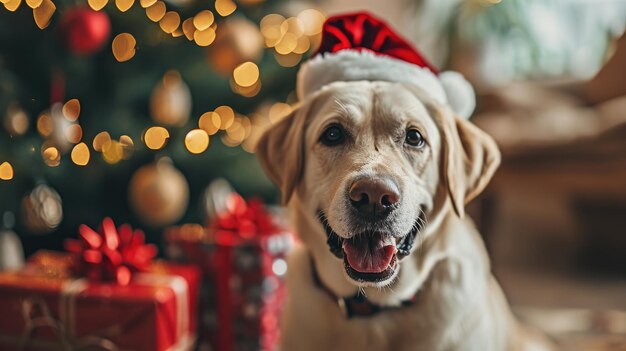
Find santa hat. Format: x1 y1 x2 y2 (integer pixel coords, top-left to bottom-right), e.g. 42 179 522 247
297 12 476 119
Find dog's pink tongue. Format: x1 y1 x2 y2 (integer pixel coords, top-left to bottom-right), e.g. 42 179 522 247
343 236 396 273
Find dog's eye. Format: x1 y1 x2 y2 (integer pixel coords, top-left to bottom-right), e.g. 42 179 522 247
320 124 345 146
405 129 425 147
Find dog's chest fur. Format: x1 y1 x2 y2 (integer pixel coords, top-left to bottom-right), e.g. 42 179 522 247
280 219 517 351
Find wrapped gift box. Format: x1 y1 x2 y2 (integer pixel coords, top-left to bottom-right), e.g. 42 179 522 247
0 250 200 351
165 194 292 351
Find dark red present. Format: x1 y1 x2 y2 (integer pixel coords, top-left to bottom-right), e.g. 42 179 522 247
165 193 293 351
0 251 200 351
0 218 200 351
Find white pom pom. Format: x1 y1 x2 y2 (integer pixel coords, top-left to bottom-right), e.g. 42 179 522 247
439 71 476 119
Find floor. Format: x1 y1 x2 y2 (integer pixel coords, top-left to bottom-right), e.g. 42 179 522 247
496 266 626 351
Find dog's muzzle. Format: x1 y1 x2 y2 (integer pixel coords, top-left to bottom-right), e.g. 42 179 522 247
317 209 425 283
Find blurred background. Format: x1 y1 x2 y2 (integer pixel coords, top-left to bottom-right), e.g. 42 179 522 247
2 0 626 349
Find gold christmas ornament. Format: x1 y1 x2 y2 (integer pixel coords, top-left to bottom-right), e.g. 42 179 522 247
150 70 191 127
128 158 189 227
21 184 63 234
206 16 263 76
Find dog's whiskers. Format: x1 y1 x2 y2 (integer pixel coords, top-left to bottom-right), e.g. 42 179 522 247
416 208 428 257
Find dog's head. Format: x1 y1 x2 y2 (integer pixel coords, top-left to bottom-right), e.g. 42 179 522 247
256 81 499 289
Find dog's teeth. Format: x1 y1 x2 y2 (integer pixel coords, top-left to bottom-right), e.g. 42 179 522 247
382 236 395 246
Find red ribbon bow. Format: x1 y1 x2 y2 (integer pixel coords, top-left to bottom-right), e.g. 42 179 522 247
64 217 157 286
211 193 278 246
316 11 438 74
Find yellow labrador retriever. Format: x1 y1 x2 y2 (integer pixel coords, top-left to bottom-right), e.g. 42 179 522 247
256 80 553 351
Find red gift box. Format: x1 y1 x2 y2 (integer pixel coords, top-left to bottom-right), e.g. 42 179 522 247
165 194 293 351
0 250 200 351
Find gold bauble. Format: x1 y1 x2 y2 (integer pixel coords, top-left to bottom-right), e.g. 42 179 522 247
21 184 63 234
128 158 189 227
206 17 263 76
150 70 192 127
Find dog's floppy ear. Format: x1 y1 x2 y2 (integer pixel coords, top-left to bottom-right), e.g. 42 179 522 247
255 103 310 205
439 109 501 218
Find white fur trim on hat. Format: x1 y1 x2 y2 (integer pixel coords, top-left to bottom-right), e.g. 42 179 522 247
439 71 476 119
297 50 475 119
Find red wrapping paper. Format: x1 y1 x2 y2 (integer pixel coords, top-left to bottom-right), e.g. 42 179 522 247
0 251 200 351
165 194 292 351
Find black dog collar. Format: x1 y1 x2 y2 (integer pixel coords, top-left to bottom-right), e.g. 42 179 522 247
310 255 419 318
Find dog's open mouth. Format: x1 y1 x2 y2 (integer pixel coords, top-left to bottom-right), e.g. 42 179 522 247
318 211 423 283
343 232 399 282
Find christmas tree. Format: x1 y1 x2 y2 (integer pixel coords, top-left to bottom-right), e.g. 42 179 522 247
0 0 325 255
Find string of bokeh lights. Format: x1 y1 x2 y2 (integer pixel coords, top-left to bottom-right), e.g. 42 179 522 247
0 0 325 180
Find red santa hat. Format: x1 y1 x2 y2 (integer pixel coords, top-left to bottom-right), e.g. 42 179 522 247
297 12 476 118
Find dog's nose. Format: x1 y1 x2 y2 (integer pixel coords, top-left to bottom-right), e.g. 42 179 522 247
349 177 400 218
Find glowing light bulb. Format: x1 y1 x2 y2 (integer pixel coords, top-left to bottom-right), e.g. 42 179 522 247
233 61 259 88
71 143 90 166
184 129 209 154
143 126 170 150
0 162 14 180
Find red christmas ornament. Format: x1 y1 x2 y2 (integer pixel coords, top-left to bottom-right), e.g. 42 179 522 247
64 217 157 285
59 7 111 55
